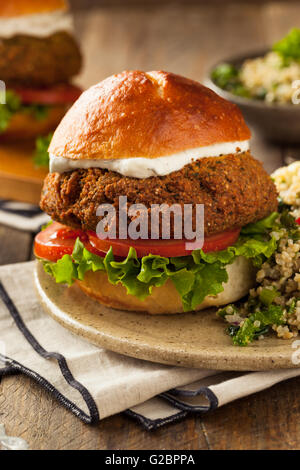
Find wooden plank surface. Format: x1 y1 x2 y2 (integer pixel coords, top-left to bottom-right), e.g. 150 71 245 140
75 1 300 88
2 372 300 450
1 1 300 450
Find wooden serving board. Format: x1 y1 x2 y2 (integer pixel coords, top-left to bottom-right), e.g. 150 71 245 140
0 142 48 205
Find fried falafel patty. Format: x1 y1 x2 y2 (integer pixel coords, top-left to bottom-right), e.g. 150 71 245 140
41 151 278 238
0 32 81 87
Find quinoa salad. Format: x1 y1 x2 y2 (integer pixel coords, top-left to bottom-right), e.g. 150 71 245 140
218 161 300 346
211 28 300 104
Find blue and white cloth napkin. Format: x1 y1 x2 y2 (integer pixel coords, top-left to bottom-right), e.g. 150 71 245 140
0 200 49 232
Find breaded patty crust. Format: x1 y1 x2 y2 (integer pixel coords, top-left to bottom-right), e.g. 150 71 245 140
40 152 278 237
0 32 81 87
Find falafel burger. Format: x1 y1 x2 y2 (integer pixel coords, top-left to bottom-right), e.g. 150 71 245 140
0 0 82 140
35 70 278 314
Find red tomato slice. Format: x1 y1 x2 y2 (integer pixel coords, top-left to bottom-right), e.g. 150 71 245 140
34 222 106 262
87 228 240 258
13 84 82 105
56 226 89 242
34 222 240 262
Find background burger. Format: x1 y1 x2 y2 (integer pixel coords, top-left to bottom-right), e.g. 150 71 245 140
35 70 278 315
0 0 82 142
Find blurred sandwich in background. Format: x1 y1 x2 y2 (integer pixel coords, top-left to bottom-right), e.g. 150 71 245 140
0 0 82 141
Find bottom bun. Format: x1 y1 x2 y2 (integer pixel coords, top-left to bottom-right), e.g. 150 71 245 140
0 105 67 141
76 256 256 315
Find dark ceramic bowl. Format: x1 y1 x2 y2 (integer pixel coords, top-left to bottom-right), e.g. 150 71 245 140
205 50 300 144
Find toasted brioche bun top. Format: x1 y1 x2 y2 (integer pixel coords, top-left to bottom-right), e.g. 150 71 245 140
0 0 68 17
49 70 251 161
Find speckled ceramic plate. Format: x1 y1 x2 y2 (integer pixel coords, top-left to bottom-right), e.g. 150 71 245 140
34 262 300 371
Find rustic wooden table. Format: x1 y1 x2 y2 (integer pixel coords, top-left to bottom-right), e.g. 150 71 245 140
1 0 300 450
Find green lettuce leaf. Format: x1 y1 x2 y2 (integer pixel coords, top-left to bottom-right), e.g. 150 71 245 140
43 255 77 286
188 263 228 311
241 212 279 235
72 237 105 280
192 235 277 268
33 133 53 167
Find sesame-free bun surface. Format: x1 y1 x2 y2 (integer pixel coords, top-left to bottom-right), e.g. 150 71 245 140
49 70 251 161
0 0 68 17
76 256 256 315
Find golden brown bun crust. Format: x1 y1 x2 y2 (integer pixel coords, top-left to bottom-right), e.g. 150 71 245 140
0 104 67 141
0 0 68 17
76 257 256 315
49 70 251 161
